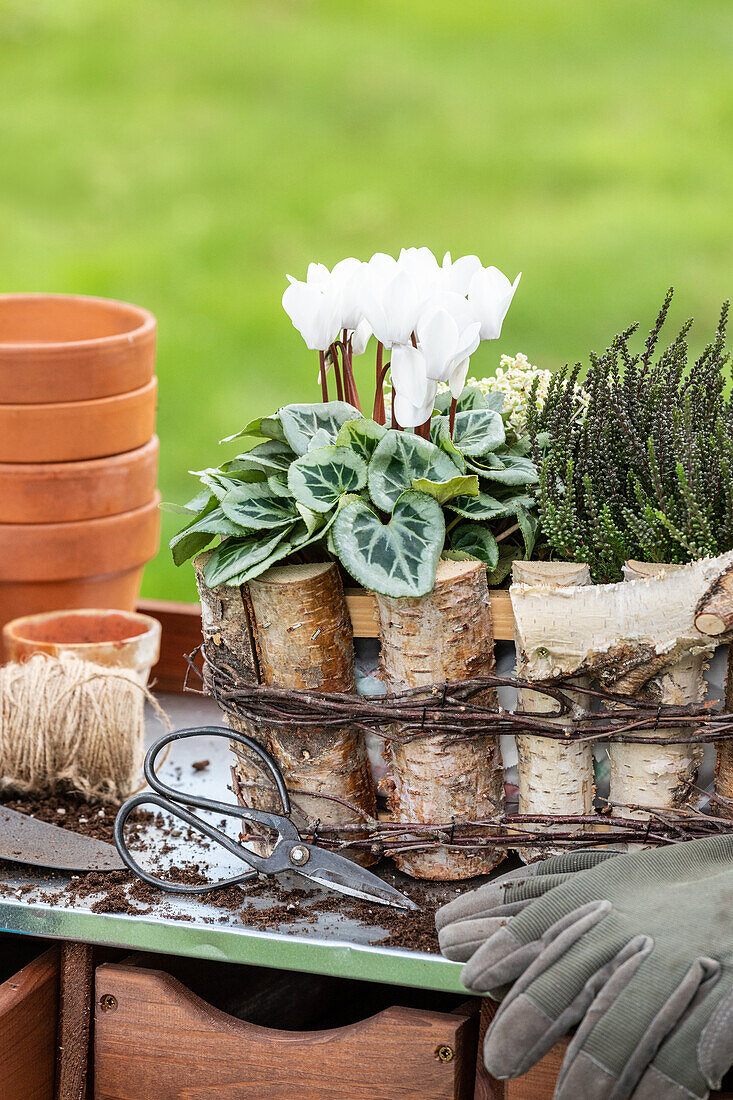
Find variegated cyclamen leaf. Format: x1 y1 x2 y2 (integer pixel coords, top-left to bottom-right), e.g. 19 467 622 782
228 510 339 585
307 428 334 452
368 430 460 511
487 547 525 586
335 418 387 462
411 474 479 505
449 522 499 570
430 417 467 473
332 490 444 598
516 502 539 557
434 385 489 415
190 468 265 501
170 504 252 567
478 454 538 486
279 401 363 456
288 445 367 513
160 489 213 516
220 482 298 530
220 415 286 445
202 525 295 587
450 409 505 456
229 439 294 474
446 490 517 521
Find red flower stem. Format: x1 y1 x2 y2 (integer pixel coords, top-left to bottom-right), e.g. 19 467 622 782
416 417 431 439
449 397 457 437
373 341 385 424
333 348 344 402
391 385 400 429
318 351 328 402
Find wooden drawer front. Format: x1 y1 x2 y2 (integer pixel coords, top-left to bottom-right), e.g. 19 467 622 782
94 962 477 1100
0 946 58 1100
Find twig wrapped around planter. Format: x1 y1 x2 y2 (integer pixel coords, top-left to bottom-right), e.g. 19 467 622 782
512 561 594 861
195 557 377 865
373 558 505 880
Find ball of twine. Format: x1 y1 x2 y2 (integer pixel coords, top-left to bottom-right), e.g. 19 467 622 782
0 653 168 803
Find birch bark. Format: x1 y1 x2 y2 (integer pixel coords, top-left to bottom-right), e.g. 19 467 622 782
374 558 504 880
512 561 594 860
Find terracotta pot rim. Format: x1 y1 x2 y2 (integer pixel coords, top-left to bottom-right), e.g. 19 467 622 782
0 492 161 537
3 607 160 648
0 434 159 476
0 376 157 413
0 292 156 353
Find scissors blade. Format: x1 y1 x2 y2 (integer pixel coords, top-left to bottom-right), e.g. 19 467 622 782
295 847 419 911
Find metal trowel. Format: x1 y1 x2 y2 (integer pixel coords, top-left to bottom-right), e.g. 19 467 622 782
0 805 125 872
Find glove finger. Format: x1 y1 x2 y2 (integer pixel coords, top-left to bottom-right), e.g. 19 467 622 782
533 849 623 876
438 865 602 935
474 900 617 1077
439 915 512 963
633 967 726 1099
555 954 719 1100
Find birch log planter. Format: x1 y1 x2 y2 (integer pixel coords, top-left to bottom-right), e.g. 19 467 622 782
610 561 707 818
194 555 377 865
512 561 594 861
374 558 505 880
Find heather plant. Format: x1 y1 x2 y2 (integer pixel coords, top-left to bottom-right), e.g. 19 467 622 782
529 289 733 582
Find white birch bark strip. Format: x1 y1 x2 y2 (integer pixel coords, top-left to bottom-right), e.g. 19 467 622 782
375 558 504 880
512 561 594 861
606 561 706 820
511 550 733 685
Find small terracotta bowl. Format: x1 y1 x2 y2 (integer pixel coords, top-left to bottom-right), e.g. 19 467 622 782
2 608 162 686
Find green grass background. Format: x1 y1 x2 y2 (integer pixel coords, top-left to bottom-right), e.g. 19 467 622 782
1 0 732 600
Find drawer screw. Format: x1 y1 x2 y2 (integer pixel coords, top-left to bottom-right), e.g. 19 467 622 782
436 1045 454 1063
100 994 118 1012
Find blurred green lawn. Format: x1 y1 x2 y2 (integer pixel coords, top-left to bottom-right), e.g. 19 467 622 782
1 0 732 600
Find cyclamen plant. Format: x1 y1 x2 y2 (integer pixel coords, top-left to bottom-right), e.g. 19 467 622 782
169 249 539 598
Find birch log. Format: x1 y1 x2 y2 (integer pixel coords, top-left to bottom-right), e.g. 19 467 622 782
195 556 377 864
716 646 733 802
606 561 707 818
512 561 594 861
375 558 504 880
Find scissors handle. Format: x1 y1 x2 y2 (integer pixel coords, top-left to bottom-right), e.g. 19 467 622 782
114 726 299 895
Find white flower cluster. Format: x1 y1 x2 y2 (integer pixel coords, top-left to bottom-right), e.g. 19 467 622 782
282 248 520 427
440 352 552 435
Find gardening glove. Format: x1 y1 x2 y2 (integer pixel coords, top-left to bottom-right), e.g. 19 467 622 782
443 836 733 1099
436 849 619 963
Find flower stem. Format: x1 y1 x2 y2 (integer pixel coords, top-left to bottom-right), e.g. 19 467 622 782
319 351 328 402
496 522 520 543
449 397 457 437
391 385 400 430
372 343 389 424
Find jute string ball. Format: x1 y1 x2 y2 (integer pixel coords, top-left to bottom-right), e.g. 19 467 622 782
0 653 167 803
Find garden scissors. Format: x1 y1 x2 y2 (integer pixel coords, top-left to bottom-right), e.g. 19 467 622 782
114 726 417 911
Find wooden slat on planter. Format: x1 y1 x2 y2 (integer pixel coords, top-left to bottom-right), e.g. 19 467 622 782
0 946 58 1100
138 589 515 694
94 962 478 1100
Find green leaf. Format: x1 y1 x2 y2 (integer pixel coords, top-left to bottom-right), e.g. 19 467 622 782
160 489 213 516
170 505 250 567
483 391 505 413
450 409 506 456
449 522 499 570
220 482 298 530
411 474 479 505
332 490 445 598
266 474 292 498
288 445 367 513
430 418 467 472
202 526 295 587
487 546 525 586
368 430 459 511
220 415 286 444
307 428 334 452
227 513 339 586
516 502 539 557
478 454 538 486
228 439 294 474
447 491 518 521
434 385 489 415
279 401 363 456
335 418 388 462
190 468 265 501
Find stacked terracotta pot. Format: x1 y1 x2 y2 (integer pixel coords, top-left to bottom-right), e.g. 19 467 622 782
0 294 161 652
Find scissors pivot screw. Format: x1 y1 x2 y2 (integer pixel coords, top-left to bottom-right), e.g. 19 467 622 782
289 844 310 867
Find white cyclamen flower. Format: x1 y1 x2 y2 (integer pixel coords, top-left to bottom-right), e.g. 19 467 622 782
390 344 438 428
416 292 481 398
362 252 430 348
468 266 522 341
282 265 341 351
350 317 372 356
439 251 483 296
330 256 367 332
